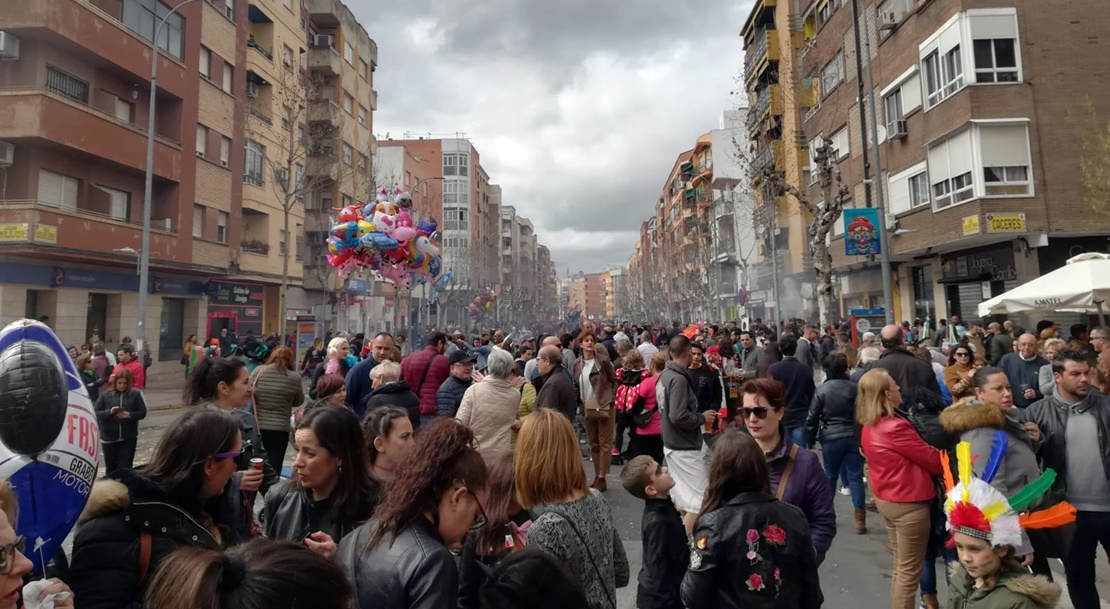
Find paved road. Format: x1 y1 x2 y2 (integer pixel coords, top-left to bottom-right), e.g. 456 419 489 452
87 408 1110 609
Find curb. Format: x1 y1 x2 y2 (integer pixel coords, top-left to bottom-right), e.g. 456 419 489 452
148 403 186 411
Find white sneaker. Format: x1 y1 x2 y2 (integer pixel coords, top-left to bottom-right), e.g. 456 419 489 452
838 486 851 496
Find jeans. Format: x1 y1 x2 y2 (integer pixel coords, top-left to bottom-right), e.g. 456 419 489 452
259 429 290 476
919 512 957 595
786 425 807 448
102 438 137 476
820 436 865 509
1063 510 1110 609
614 410 632 454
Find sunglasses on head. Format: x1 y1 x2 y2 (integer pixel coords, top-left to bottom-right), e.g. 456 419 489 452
740 406 778 419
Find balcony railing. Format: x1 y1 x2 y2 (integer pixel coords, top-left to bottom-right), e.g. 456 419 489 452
0 199 177 235
247 40 273 62
241 240 270 255
247 107 272 125
753 144 774 175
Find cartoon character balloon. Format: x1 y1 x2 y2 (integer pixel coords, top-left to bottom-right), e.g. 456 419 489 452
0 319 99 572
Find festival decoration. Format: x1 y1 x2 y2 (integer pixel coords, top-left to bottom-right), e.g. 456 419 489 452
467 288 497 322
565 303 582 324
325 188 445 289
0 319 99 572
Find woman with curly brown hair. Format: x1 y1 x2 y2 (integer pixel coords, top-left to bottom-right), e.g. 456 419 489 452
337 418 488 609
573 330 619 491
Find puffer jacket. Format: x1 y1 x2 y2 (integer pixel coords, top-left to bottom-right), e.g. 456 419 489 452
681 492 823 609
68 469 242 609
765 433 836 561
250 364 304 432
947 557 1061 609
939 398 1044 556
456 376 521 458
401 346 450 416
262 483 380 544
861 415 944 502
804 378 858 446
93 390 147 443
337 517 458 609
435 374 472 418
364 380 420 428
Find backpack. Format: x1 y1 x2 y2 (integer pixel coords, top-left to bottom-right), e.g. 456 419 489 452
614 368 646 413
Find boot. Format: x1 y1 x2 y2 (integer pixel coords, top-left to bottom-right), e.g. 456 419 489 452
921 593 939 609
595 476 607 492
854 508 867 534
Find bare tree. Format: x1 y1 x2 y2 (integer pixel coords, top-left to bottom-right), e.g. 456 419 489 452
1079 98 1110 219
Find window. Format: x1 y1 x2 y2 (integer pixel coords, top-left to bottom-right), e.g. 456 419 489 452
283 0 292 9
923 46 963 108
295 232 303 261
199 47 211 79
224 0 234 19
830 127 849 161
38 170 79 211
114 97 134 122
222 62 233 94
341 143 352 166
980 124 1032 196
443 153 469 177
341 194 352 207
444 180 470 204
820 52 844 97
245 139 264 186
973 39 1017 83
279 230 287 254
294 164 303 194
95 185 130 220
193 204 204 238
932 171 974 208
927 129 974 209
344 41 354 64
357 154 368 175
342 93 353 114
876 0 913 38
357 105 366 125
217 211 228 243
195 124 208 157
281 105 291 130
444 208 470 231
909 172 930 207
122 0 185 60
220 136 231 167
282 45 293 68
359 59 369 80
817 0 840 27
883 89 903 130
45 66 89 103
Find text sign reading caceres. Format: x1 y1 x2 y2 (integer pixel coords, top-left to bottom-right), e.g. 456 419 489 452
986 214 1026 234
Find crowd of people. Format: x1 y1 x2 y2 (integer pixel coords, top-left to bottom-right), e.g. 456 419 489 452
21 314 1102 609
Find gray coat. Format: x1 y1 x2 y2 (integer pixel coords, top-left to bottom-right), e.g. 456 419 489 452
939 398 1043 556
250 364 305 432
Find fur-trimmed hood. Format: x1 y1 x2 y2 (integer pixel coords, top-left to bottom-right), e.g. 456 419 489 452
79 469 172 523
940 397 1006 434
949 558 1062 609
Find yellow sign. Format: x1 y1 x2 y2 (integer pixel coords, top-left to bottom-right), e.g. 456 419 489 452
0 223 29 242
962 215 980 236
34 224 57 244
986 213 1026 234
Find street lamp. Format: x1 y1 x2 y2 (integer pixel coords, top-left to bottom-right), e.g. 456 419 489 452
138 0 201 356
114 247 140 276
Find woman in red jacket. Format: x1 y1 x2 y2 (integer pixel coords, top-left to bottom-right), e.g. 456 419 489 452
857 369 943 609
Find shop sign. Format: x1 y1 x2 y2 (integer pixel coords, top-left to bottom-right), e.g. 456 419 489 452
0 223 29 242
206 281 264 307
843 208 881 256
962 215 980 236
942 245 1018 282
985 213 1026 234
285 308 311 320
33 224 57 244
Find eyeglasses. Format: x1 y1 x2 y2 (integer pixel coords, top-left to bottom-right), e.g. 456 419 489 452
740 406 778 419
213 450 242 460
468 490 489 531
0 536 24 574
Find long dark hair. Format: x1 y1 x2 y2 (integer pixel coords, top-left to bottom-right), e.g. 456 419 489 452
361 407 410 465
473 452 518 558
184 357 246 405
294 406 374 524
141 408 240 518
367 418 487 549
145 538 352 609
479 547 591 609
700 429 771 515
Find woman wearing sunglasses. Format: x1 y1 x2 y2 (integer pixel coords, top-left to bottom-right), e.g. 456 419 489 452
943 343 978 400
337 418 488 609
263 406 377 561
736 378 835 565
69 409 246 609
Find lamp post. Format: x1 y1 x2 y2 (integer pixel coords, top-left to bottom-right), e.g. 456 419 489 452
138 0 201 356
396 175 444 335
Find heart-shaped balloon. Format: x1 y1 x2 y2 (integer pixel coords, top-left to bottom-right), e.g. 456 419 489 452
0 319 99 573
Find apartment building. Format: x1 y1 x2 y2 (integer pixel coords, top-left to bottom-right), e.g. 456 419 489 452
0 0 250 373
744 0 1110 324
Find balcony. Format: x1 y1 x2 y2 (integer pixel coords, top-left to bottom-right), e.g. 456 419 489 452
744 28 780 84
747 84 783 132
307 46 341 76
247 40 273 63
306 155 338 181
0 199 177 257
369 88 378 111
0 90 181 182
241 240 270 256
247 106 272 126
304 0 341 27
752 141 784 176
307 99 340 126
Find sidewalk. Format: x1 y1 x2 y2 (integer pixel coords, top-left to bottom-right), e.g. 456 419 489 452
141 389 185 410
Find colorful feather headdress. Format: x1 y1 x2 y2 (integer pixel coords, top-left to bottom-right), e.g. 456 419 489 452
940 432 1076 548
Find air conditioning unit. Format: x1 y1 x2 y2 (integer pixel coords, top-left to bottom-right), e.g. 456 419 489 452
878 11 899 31
889 119 908 139
0 141 13 167
0 32 20 60
221 158 229 167
275 168 289 184
163 218 173 231
311 34 334 48
246 81 259 98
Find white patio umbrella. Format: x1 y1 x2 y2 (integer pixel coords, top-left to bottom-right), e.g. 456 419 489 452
977 252 1110 324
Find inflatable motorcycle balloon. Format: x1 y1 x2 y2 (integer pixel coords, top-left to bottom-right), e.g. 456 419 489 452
0 319 99 573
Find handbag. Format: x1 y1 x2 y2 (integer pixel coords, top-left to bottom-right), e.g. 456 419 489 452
630 396 654 429
583 398 611 421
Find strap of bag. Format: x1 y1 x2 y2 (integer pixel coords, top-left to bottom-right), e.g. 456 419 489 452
546 508 616 609
415 354 436 395
775 444 799 501
138 530 152 585
248 364 267 431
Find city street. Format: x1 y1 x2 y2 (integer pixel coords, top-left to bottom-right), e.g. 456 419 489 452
89 407 1110 609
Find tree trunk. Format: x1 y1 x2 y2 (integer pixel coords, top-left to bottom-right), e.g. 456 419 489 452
810 234 834 326
281 206 290 332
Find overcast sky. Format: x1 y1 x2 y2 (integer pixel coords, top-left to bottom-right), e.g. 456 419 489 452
347 0 751 275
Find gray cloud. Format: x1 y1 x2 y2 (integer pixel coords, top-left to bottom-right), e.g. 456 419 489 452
347 0 752 273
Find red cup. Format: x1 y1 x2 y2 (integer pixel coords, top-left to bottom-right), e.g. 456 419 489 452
250 458 264 471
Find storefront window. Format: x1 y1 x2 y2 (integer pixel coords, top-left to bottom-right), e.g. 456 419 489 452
159 298 185 362
913 266 935 323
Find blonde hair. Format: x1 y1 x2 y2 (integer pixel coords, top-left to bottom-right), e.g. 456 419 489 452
327 337 348 359
369 360 401 383
1042 337 1066 356
857 368 897 426
514 409 588 508
0 481 17 526
649 351 667 373
621 348 644 370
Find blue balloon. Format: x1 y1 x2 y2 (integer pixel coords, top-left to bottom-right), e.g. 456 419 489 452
0 320 98 573
361 232 399 251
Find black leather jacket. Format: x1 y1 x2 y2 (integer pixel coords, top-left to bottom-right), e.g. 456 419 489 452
1026 392 1110 504
337 517 458 609
804 378 858 446
262 483 380 544
681 492 823 609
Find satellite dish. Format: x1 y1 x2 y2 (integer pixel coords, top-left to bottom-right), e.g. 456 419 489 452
875 124 887 142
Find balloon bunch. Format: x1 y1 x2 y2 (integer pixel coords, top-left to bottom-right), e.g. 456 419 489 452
467 287 496 322
566 303 583 324
325 188 443 288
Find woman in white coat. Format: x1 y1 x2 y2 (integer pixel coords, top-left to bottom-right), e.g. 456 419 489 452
456 348 523 458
